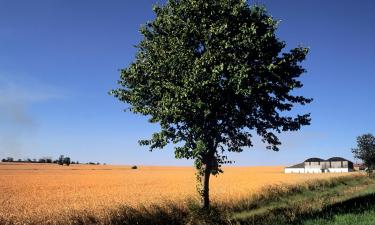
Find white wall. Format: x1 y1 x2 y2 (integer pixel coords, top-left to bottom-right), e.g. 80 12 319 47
285 162 354 174
305 168 322 173
284 168 305 173
327 168 351 173
284 168 353 173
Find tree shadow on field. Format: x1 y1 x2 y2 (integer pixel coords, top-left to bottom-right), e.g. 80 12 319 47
67 203 189 225
107 204 188 225
67 201 231 225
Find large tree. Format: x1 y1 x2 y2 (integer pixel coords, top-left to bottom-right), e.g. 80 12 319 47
112 0 312 208
352 134 375 176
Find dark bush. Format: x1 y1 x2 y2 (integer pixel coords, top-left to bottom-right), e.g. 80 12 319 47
63 157 71 166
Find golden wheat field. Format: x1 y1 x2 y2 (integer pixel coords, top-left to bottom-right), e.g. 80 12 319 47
0 163 351 223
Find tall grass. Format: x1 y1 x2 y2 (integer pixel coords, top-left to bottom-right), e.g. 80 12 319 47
231 175 375 225
230 174 368 212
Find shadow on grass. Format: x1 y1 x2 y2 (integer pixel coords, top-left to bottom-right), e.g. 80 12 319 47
323 192 375 213
294 192 375 224
235 191 375 225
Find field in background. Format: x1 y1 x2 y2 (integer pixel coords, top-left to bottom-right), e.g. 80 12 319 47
0 163 351 223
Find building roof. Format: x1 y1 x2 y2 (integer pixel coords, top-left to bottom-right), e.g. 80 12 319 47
287 157 353 169
327 157 350 162
286 163 305 168
304 157 324 162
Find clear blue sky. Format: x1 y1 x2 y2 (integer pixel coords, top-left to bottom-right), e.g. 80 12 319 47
0 0 374 166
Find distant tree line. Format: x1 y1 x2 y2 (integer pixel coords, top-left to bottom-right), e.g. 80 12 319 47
0 155 101 166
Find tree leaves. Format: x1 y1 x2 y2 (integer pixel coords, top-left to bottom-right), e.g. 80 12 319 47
111 0 312 173
352 134 375 174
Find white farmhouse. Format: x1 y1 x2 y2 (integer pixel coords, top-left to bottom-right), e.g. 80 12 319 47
285 157 354 174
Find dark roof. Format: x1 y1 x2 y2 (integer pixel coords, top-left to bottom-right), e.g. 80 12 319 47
304 157 324 162
286 163 305 168
327 157 349 162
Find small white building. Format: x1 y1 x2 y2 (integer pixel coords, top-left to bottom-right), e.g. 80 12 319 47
285 157 354 174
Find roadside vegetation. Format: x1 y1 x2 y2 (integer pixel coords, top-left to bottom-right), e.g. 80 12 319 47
231 174 375 225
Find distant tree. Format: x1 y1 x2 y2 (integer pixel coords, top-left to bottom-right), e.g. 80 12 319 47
63 157 71 166
96 162 100 165
38 158 46 163
76 161 79 164
17 159 22 162
352 134 375 177
32 158 37 163
58 155 64 165
1 158 6 162
7 157 14 162
111 0 311 208
45 158 52 163
27 158 32 163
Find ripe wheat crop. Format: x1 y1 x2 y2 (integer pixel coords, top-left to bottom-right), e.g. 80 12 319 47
0 163 350 224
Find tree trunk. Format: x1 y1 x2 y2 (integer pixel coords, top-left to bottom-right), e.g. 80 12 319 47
202 163 211 209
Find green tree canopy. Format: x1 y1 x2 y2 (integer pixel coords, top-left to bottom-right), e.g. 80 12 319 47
352 134 375 176
112 0 312 208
